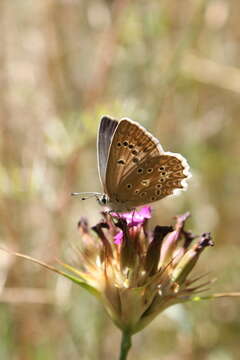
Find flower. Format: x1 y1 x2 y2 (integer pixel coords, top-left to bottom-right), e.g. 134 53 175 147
4 207 239 338
55 207 215 334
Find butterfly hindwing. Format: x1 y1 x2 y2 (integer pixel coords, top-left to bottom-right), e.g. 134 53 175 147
116 154 189 207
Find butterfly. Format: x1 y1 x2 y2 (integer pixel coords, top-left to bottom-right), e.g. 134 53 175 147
72 116 191 211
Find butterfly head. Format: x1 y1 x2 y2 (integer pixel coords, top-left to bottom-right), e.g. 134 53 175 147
97 193 110 206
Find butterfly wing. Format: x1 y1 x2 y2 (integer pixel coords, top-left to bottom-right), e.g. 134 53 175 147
116 153 190 207
97 116 118 187
104 118 190 208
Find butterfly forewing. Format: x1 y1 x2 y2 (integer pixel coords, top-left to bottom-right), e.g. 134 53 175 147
105 118 164 197
97 116 118 186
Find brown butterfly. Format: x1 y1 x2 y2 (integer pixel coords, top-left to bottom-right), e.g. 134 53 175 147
72 116 191 211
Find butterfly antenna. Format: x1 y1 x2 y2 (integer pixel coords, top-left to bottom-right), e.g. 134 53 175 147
71 192 102 201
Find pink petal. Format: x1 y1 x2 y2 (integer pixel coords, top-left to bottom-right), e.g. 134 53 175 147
138 206 152 219
112 206 152 226
114 231 123 244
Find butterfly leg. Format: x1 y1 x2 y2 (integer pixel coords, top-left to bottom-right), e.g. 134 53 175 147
108 210 116 224
107 210 121 226
131 208 136 224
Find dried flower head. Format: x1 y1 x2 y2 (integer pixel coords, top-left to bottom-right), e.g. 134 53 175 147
3 206 239 341
58 206 215 334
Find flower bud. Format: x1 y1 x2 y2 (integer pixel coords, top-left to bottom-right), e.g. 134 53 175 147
145 226 173 275
171 232 214 285
160 212 190 266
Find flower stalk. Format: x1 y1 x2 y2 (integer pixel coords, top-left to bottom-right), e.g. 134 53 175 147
119 331 132 360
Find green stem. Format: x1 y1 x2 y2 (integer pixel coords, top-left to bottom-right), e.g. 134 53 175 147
119 331 132 360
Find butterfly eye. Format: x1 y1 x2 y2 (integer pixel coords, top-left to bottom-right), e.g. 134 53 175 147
137 168 143 174
123 141 129 147
156 184 162 188
117 142 122 147
132 157 139 163
127 184 132 189
155 190 161 195
159 166 165 171
128 144 134 149
117 159 125 165
135 189 140 194
131 150 138 156
147 168 153 174
140 192 147 197
151 196 156 201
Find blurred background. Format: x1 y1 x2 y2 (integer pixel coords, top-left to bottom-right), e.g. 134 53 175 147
0 0 240 359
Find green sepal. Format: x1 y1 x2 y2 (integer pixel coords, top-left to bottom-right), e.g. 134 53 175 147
1 248 100 298
191 292 240 302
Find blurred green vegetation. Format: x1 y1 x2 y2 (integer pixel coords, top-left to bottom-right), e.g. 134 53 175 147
0 0 239 359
